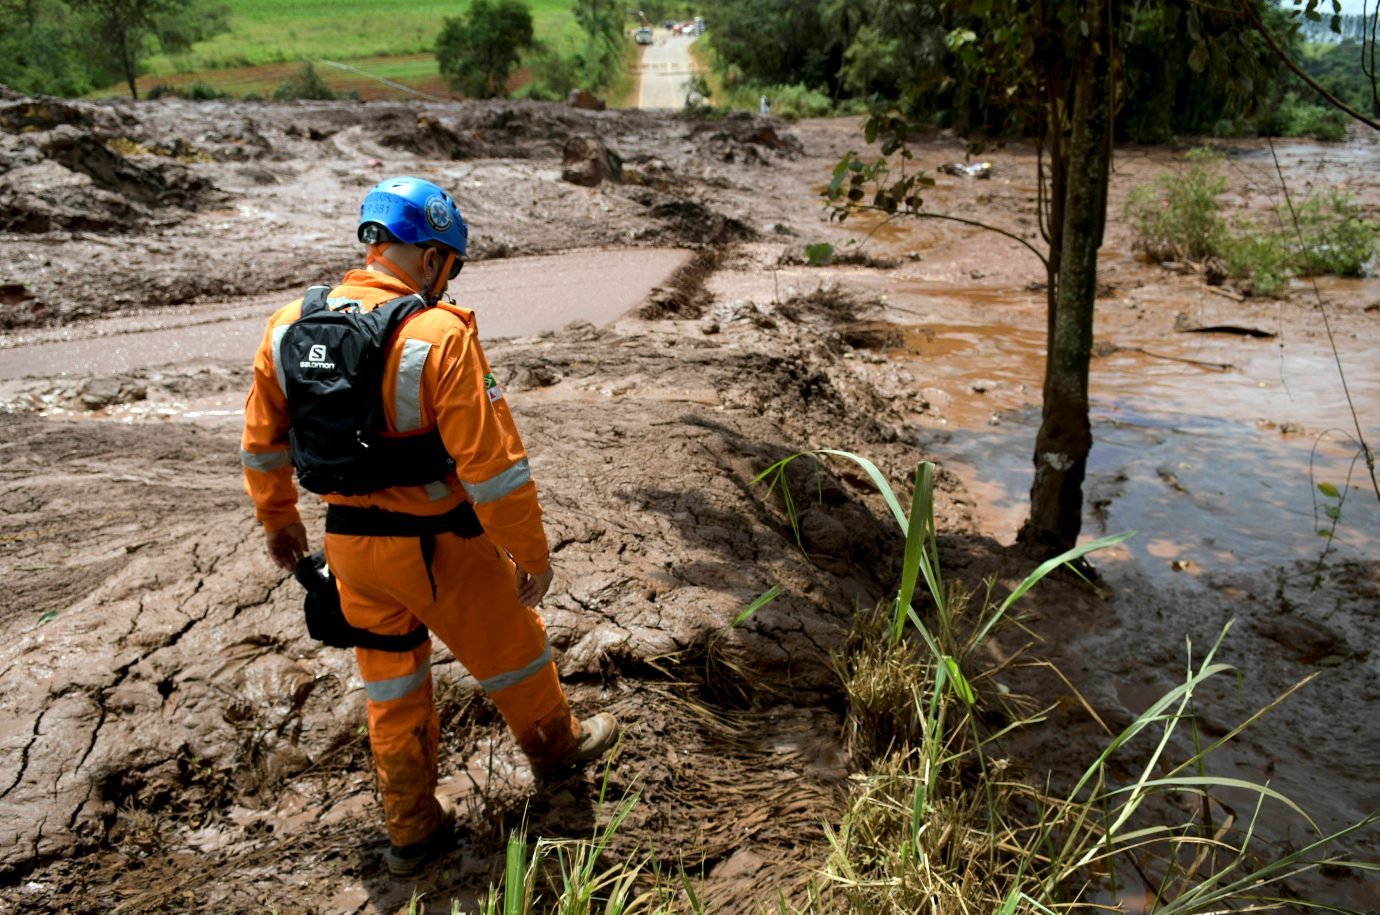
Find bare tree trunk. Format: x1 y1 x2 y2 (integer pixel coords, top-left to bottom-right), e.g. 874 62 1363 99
120 26 140 99
1018 0 1114 555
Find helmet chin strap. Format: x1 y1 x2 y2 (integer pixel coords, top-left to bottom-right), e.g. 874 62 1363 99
365 243 451 305
366 242 428 296
429 251 457 303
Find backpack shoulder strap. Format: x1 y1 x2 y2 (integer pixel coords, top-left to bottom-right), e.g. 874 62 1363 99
300 285 332 318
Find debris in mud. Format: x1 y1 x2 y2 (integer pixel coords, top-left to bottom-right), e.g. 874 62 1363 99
374 112 481 160
0 282 33 304
0 115 216 232
710 299 777 329
561 135 623 187
649 199 757 245
566 89 606 111
838 322 903 350
776 283 880 324
938 161 993 179
776 243 901 269
42 127 213 207
1172 312 1276 337
0 97 117 133
78 376 148 410
1091 340 1234 370
687 112 804 165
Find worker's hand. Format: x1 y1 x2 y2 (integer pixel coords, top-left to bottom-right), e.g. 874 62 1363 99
265 522 309 571
515 564 554 608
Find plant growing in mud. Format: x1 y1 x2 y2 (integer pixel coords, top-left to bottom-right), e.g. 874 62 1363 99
755 449 1378 914
1126 147 1379 296
1125 147 1229 263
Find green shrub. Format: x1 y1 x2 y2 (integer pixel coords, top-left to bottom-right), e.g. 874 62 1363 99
1125 146 1227 262
149 81 227 101
272 62 338 101
1262 92 1350 141
1221 227 1292 297
765 82 834 120
1293 191 1379 277
1297 105 1349 141
515 46 580 101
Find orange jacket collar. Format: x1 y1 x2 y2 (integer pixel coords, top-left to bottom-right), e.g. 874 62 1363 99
342 268 421 297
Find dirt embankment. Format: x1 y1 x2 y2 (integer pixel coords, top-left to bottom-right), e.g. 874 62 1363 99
2 90 1377 914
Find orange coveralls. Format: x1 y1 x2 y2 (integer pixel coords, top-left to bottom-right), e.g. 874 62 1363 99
241 270 579 847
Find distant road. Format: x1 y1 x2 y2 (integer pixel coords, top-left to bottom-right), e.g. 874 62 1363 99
637 33 698 110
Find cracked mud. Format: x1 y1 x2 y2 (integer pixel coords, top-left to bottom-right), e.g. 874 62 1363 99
1 92 1377 913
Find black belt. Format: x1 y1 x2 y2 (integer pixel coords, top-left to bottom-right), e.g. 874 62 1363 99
326 501 485 600
325 502 484 538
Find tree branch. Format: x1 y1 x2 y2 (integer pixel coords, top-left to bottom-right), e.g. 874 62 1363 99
1239 0 1380 131
842 204 1049 269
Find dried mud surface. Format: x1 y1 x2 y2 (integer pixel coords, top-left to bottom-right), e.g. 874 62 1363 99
1 93 1377 913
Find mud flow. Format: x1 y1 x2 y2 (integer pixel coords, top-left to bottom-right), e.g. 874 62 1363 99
0 94 1376 914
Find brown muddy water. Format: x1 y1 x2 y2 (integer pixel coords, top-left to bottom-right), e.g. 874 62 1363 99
890 284 1379 590
773 258 1380 591
0 248 690 381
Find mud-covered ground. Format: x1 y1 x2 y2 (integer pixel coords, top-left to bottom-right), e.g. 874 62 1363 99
1 91 1377 914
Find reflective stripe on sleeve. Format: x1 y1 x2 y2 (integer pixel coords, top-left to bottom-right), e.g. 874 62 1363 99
363 659 430 703
461 458 532 504
477 639 551 694
270 324 289 395
395 339 432 432
240 448 291 472
424 480 452 501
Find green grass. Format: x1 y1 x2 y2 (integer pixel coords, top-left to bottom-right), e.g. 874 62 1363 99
140 0 584 76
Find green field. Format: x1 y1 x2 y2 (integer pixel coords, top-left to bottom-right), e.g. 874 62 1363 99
82 0 630 101
144 0 582 74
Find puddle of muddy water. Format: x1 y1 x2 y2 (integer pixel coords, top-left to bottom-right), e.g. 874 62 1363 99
865 280 1380 589
0 248 691 381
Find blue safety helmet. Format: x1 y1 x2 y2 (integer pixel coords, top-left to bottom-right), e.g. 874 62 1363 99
357 176 469 258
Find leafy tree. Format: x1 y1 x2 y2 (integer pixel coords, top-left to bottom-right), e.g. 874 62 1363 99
571 0 627 90
0 0 90 96
436 0 535 99
703 0 841 93
821 0 1366 555
272 61 339 101
70 0 227 99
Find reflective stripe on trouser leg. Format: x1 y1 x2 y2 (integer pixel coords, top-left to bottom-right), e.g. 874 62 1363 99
324 528 579 789
412 537 579 768
324 530 448 850
485 654 579 768
357 642 443 848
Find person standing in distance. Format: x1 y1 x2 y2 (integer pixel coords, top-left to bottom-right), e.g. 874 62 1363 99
240 176 618 877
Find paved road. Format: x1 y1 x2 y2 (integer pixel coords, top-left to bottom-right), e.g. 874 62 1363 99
637 33 698 110
0 248 690 380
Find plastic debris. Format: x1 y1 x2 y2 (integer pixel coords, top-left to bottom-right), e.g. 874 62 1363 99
938 161 992 179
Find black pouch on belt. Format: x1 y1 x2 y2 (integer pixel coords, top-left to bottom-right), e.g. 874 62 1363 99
292 552 430 651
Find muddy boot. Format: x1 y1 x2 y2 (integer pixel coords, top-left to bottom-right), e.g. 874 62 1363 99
535 713 620 779
383 795 455 878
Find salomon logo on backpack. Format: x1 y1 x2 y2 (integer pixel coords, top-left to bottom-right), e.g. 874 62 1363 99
279 286 456 496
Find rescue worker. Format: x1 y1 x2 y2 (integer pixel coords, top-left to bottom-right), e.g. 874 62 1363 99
240 176 618 877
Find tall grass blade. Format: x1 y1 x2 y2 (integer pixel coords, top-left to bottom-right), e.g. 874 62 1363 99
970 531 1135 655
732 584 782 628
502 839 524 915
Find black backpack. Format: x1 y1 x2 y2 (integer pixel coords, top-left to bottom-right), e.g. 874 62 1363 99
280 286 456 495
